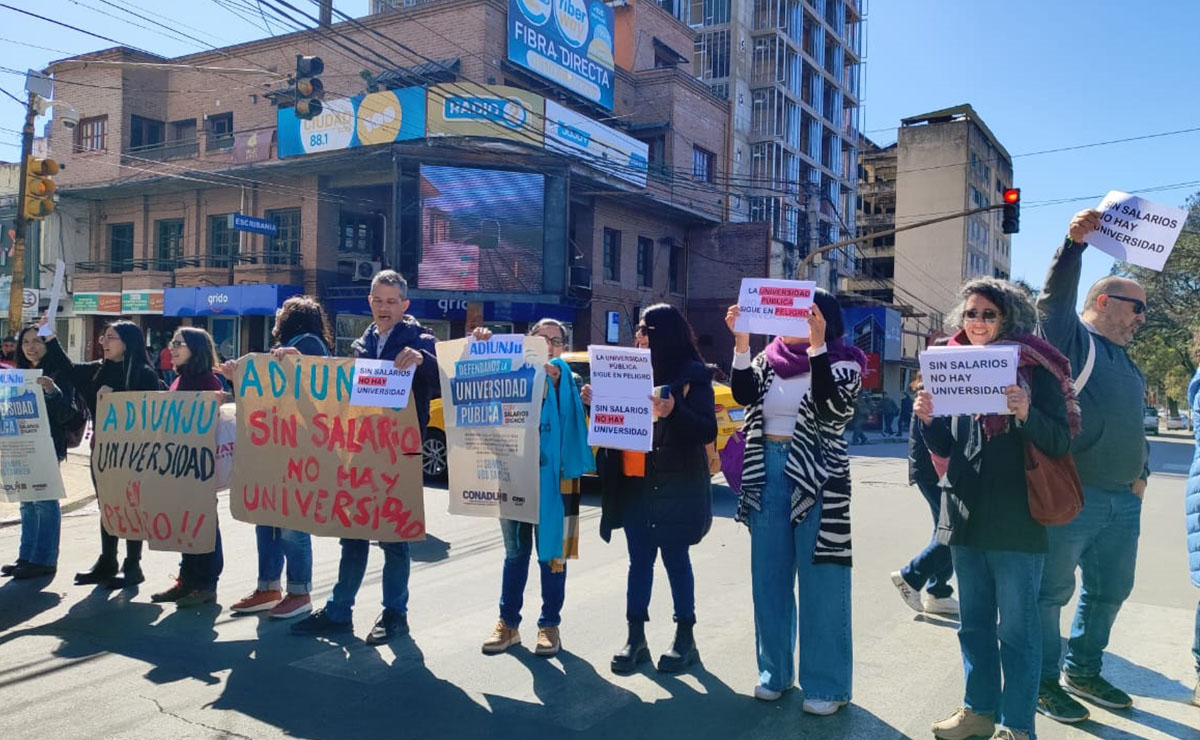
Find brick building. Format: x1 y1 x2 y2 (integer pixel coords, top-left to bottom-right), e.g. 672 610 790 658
44 0 732 359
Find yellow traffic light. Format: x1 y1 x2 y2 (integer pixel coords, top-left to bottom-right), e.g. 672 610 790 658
24 156 58 220
294 55 324 120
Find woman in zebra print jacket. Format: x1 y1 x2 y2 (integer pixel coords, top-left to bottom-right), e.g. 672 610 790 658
726 289 866 716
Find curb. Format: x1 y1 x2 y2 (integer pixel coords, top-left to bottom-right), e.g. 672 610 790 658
0 493 97 529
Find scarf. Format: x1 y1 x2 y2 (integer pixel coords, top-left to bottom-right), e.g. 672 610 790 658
536 357 595 565
765 336 868 379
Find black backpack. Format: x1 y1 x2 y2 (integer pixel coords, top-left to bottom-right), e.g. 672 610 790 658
62 387 90 449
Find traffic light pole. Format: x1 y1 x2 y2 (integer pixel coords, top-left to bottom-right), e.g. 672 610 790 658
8 92 37 327
800 203 1007 269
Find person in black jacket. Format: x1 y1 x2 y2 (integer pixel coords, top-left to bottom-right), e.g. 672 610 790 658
918 279 1074 740
43 319 162 588
1 326 80 580
596 303 717 675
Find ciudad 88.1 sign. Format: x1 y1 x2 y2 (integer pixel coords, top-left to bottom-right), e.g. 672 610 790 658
508 0 614 110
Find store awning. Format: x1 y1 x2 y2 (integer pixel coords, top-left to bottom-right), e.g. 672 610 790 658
163 284 301 317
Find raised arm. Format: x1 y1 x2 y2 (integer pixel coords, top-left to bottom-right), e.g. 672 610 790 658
1036 210 1099 347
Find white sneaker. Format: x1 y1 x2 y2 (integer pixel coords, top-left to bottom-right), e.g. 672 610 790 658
923 594 960 617
754 685 783 701
890 571 924 612
802 699 847 715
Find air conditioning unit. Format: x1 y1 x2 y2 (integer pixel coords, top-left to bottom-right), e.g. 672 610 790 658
353 259 382 282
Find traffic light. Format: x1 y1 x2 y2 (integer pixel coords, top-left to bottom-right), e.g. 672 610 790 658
294 55 324 120
24 156 58 220
1001 187 1020 235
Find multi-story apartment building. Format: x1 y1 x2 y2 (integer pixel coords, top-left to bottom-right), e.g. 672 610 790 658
659 0 864 289
40 0 730 360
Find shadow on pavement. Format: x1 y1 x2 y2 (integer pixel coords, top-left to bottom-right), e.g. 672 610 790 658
410 534 451 563
0 579 62 633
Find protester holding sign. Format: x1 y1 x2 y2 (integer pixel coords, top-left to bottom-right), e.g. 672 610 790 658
1 326 80 580
291 271 437 645
145 328 226 608
1034 210 1150 722
42 318 162 588
726 289 865 715
916 279 1074 740
228 296 331 620
596 304 716 675
474 320 594 658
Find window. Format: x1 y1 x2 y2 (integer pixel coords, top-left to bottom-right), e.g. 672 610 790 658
164 119 198 158
637 236 654 288
639 134 668 180
669 244 685 293
339 213 376 255
603 228 621 282
267 208 301 265
692 146 715 183
74 115 107 153
108 223 134 272
209 214 238 267
206 112 234 151
155 219 184 270
129 115 164 150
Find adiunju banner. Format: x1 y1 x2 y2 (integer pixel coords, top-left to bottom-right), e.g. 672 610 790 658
230 354 426 541
91 391 222 553
437 336 547 523
0 370 67 503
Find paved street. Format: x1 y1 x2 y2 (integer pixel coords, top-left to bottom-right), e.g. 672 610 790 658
1 437 1197 740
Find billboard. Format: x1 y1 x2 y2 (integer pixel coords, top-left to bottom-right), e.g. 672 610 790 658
843 306 902 362
417 165 544 293
277 87 425 158
508 0 614 110
544 99 648 187
426 83 544 146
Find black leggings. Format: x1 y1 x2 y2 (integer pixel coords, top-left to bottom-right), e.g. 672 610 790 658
99 523 142 563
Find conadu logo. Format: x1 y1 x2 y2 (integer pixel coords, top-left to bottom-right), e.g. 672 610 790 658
516 0 551 25
553 0 589 48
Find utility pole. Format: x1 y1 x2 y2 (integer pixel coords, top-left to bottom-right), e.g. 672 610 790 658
7 91 37 326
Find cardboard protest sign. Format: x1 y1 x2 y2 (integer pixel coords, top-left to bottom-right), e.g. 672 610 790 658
734 279 816 337
350 358 415 409
1089 191 1187 271
0 372 67 503
230 354 425 541
91 392 222 553
587 345 653 452
919 345 1019 416
437 335 547 523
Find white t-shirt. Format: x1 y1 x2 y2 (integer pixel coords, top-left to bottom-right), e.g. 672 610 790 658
733 345 826 437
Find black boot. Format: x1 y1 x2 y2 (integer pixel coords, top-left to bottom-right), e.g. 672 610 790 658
657 620 698 673
610 620 651 674
74 555 119 585
107 557 145 588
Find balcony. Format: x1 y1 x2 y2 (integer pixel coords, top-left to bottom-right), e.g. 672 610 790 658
234 250 305 286
122 139 200 163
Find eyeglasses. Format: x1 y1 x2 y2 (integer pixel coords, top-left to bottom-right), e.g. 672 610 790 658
635 324 654 335
963 309 1001 324
99 333 120 343
169 340 186 349
1104 295 1146 314
540 337 565 347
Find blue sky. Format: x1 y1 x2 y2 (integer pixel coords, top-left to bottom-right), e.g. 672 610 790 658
2 0 1197 303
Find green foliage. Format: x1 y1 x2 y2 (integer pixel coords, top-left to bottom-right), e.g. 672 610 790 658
1113 192 1200 404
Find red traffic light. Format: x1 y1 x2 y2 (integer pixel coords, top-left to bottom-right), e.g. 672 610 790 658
1003 188 1020 204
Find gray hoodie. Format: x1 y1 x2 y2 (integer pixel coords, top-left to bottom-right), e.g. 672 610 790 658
1036 238 1148 490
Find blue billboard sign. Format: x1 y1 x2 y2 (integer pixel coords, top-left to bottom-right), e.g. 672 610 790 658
277 87 425 158
508 0 615 110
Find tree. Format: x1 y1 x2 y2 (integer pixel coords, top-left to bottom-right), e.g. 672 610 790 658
1113 191 1200 405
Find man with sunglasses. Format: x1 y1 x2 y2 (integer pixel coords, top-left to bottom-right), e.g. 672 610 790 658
1033 209 1149 723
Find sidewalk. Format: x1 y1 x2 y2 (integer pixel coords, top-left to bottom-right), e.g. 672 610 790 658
0 450 96 527
847 429 908 446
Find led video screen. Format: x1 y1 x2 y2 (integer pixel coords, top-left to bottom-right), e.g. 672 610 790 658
417 165 545 292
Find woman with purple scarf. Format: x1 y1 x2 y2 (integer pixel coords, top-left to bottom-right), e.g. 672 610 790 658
917 278 1074 740
726 289 865 716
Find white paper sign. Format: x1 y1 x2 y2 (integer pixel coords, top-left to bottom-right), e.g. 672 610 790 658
1089 191 1187 272
587 345 653 452
0 369 41 386
734 279 816 337
919 345 1020 416
37 260 65 337
350 358 414 408
0 379 67 503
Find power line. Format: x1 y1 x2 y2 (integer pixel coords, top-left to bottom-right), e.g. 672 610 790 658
0 85 24 106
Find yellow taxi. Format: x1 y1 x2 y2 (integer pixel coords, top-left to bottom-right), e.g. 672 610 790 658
422 350 745 480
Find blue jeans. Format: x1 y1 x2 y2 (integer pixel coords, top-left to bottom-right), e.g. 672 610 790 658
179 527 224 591
624 521 694 624
498 519 565 628
901 481 954 598
1038 484 1141 680
324 539 410 624
255 525 313 594
18 500 61 567
953 546 1044 737
749 440 853 701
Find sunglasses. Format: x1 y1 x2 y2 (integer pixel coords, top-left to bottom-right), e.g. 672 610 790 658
963 309 1001 324
1104 295 1146 314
